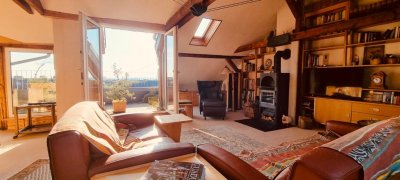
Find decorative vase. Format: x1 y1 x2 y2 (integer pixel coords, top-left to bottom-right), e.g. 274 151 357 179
112 101 127 113
387 57 398 64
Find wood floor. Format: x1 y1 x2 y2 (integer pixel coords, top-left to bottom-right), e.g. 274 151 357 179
0 106 318 179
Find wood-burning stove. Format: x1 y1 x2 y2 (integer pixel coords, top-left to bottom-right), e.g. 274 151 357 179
258 49 291 129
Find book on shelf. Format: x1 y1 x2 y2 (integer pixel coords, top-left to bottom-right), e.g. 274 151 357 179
311 9 345 27
364 91 400 105
244 62 256 72
243 79 256 90
351 26 400 44
141 160 205 180
306 53 329 67
242 90 255 102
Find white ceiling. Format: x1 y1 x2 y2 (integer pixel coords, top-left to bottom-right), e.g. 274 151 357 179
41 0 186 24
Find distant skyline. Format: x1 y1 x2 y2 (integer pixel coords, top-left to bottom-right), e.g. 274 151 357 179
102 28 159 80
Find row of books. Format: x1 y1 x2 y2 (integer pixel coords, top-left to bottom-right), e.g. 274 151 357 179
306 53 329 67
243 78 256 90
242 90 255 102
351 26 400 44
244 62 256 72
309 10 346 27
364 91 400 105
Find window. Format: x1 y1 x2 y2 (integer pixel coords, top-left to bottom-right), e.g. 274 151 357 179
5 49 56 115
190 18 222 46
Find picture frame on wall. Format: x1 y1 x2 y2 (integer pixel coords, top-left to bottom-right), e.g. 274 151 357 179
363 45 385 64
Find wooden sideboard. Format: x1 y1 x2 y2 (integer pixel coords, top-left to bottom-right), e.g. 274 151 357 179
314 97 400 124
179 91 199 106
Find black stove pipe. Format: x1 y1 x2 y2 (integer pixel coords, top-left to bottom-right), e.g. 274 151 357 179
274 49 291 73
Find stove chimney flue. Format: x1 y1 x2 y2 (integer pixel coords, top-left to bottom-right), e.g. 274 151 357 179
274 49 291 73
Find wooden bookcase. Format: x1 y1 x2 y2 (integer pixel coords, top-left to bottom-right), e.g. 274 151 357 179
299 3 400 124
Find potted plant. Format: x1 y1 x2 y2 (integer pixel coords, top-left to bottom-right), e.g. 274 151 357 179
106 63 134 113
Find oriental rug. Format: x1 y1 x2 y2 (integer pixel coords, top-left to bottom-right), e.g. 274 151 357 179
182 126 333 179
8 159 51 180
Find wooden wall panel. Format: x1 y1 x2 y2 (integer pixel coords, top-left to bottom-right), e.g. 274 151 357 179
0 47 8 119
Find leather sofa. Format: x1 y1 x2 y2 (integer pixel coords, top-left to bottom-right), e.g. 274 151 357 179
47 102 266 180
282 121 364 180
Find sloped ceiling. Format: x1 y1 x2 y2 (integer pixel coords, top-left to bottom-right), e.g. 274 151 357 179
41 0 185 24
178 0 285 55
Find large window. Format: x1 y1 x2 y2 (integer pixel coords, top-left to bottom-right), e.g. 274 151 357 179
5 49 55 115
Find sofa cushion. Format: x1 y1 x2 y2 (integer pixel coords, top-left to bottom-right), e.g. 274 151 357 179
132 137 175 148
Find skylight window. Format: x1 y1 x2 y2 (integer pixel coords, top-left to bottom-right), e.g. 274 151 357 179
194 18 212 38
190 18 222 46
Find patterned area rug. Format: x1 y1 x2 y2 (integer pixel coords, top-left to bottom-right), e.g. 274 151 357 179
182 126 334 179
181 126 266 154
8 159 51 180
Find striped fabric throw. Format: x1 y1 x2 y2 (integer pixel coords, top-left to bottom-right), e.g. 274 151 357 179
323 117 400 179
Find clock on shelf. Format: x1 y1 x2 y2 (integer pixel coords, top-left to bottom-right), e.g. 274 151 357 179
265 58 273 70
369 71 386 89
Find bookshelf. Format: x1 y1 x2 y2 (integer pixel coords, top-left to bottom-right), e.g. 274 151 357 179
299 3 400 123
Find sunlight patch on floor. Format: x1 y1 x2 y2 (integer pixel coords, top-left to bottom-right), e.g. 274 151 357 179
193 128 228 142
0 143 22 155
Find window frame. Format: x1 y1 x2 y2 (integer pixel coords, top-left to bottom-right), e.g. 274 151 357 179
190 18 222 46
4 48 55 117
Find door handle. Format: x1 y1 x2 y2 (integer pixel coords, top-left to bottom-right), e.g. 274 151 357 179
371 108 380 112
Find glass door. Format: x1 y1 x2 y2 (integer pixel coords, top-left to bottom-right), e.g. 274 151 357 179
80 13 103 103
164 27 178 113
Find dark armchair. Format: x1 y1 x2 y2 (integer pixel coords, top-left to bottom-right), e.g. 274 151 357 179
197 81 226 120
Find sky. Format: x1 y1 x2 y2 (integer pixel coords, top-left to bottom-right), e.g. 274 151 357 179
102 28 159 80
10 52 55 79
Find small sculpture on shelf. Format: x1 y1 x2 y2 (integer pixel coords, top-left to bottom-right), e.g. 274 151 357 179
386 54 398 64
352 55 360 65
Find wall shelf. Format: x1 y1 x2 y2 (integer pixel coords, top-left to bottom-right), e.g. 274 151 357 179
347 38 400 47
362 88 400 93
304 45 345 52
305 64 400 69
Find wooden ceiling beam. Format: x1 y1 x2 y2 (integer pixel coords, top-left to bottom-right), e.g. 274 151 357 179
292 8 400 41
165 0 216 30
25 0 44 15
13 0 33 14
225 58 240 73
234 40 267 53
91 17 166 32
43 10 79 20
286 0 301 18
0 43 53 50
178 53 245 59
42 10 165 32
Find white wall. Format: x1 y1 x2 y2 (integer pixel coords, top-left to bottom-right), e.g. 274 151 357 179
0 0 53 43
276 2 299 122
178 58 227 91
53 19 84 117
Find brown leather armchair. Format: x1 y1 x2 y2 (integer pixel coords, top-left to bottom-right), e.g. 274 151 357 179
197 81 226 120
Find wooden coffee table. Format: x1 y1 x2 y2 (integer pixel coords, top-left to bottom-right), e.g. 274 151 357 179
154 114 192 142
91 154 226 180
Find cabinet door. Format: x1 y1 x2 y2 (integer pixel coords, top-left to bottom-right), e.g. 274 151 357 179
351 112 389 122
315 98 352 124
